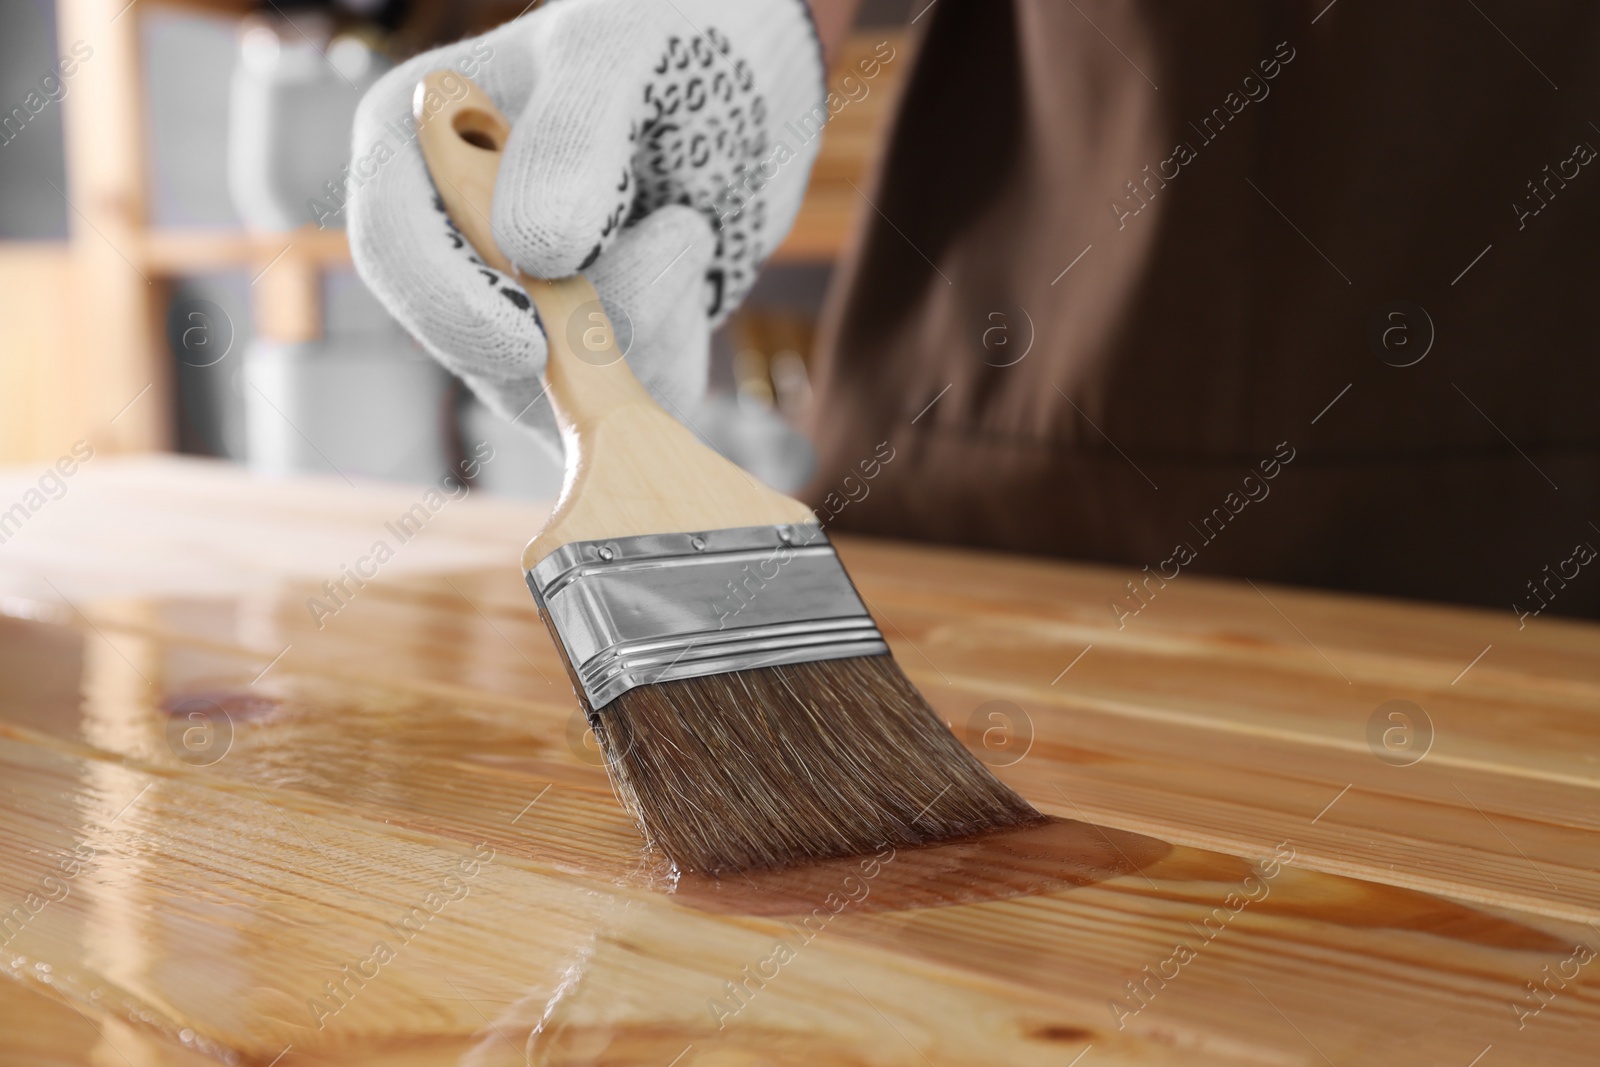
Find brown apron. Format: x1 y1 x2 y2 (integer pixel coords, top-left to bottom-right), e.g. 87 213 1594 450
804 0 1600 618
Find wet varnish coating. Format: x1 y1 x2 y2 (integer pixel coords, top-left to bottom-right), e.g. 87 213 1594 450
0 457 1596 1065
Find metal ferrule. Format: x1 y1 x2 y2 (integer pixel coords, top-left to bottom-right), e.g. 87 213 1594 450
526 524 887 711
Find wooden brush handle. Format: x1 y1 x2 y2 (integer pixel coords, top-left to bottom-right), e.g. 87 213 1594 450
413 73 813 569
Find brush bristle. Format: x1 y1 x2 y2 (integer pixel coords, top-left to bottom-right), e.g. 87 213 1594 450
591 655 1043 872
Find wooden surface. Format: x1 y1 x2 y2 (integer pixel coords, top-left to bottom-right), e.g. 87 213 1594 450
0 456 1596 1066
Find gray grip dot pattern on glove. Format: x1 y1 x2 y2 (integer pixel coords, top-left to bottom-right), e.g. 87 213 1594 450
629 27 771 319
430 192 542 321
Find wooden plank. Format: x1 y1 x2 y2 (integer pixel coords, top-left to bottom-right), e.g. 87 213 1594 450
3 459 1596 924
15 460 1596 913
141 226 353 274
0 456 1597 1064
10 569 1599 924
1 710 1596 1065
3 459 1596 930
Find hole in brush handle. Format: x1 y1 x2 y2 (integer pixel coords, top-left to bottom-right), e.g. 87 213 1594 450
416 72 515 275
452 110 502 151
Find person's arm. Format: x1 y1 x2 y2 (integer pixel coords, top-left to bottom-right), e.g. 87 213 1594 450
809 0 862 67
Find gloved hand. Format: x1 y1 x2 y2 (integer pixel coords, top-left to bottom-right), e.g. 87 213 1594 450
347 0 825 451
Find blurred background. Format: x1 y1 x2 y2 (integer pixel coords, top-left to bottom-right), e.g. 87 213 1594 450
0 0 913 498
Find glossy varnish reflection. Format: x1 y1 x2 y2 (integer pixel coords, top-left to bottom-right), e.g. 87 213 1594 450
0 457 1597 1065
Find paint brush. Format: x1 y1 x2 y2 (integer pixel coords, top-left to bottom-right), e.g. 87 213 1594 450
415 72 1040 871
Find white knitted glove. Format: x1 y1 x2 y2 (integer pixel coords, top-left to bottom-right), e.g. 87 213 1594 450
348 0 824 449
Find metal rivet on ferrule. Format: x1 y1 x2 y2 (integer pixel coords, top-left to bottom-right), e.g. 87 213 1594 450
690 536 707 551
597 546 614 561
777 526 793 544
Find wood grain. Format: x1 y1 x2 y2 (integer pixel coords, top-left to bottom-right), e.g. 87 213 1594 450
0 456 1596 1065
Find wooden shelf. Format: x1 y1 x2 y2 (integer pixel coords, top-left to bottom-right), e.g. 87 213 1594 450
137 191 845 275
139 225 352 274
